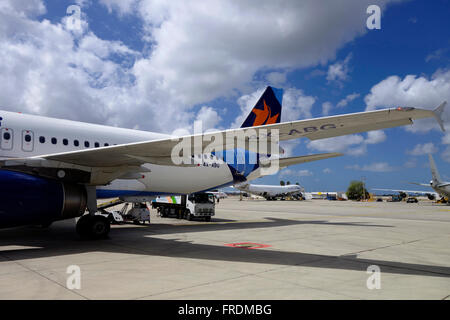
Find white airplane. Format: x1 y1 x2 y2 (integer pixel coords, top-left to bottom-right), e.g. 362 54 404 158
0 85 446 238
234 182 305 200
210 191 228 200
373 154 450 201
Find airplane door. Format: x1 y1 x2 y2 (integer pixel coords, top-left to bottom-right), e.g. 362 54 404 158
0 128 13 150
21 130 34 152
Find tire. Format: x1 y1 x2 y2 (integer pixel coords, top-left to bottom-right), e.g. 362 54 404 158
76 215 110 239
89 216 110 239
187 211 193 221
205 216 211 222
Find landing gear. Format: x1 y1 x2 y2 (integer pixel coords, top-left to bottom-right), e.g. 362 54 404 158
76 214 111 239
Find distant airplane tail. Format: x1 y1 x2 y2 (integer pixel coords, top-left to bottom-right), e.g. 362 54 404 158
240 86 283 128
429 154 442 184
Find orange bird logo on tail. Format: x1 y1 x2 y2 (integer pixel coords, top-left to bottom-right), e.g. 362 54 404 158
251 100 279 126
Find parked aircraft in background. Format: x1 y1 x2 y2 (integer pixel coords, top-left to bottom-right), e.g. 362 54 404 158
373 154 450 201
234 182 305 200
210 191 228 200
0 85 446 238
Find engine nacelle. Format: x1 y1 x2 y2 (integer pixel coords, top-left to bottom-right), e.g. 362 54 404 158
0 170 87 228
427 194 436 201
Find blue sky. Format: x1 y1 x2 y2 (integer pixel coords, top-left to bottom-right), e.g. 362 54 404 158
1 0 449 192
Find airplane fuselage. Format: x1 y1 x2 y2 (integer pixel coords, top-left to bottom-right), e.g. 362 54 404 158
0 110 236 197
236 183 303 199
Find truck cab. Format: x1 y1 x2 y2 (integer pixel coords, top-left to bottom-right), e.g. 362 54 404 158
152 192 215 221
187 193 215 221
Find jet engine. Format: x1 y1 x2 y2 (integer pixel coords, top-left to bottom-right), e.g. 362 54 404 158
427 194 436 201
0 170 87 228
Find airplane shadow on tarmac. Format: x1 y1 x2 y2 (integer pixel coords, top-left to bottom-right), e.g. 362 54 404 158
0 217 449 278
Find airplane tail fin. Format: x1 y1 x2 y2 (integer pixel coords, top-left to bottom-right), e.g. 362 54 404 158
429 154 442 183
240 86 283 128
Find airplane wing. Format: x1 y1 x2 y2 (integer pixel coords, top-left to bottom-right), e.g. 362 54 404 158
0 104 444 185
2 105 442 168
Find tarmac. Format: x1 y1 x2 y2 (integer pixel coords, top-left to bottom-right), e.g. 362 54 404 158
0 197 449 300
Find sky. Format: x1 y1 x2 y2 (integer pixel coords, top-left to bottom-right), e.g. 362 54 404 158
0 0 449 192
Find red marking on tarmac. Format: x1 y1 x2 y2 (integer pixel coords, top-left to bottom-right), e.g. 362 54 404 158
224 242 271 249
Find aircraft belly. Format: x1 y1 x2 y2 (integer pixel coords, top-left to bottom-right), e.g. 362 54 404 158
146 164 233 193
102 163 233 196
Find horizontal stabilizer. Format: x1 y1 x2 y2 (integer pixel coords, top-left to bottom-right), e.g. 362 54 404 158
278 152 343 168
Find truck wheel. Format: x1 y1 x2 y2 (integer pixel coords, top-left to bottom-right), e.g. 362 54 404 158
205 216 211 222
187 211 193 221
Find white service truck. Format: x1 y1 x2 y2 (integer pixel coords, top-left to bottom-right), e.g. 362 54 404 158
152 193 215 221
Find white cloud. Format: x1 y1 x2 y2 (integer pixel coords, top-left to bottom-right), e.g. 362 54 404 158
336 92 360 108
282 88 316 121
323 168 332 173
99 0 138 15
298 169 313 177
364 69 450 133
365 130 386 144
346 162 394 172
306 130 386 156
280 168 313 177
0 0 405 135
265 72 287 86
0 0 46 18
326 53 352 85
322 102 333 116
441 133 450 163
442 147 450 163
194 106 222 132
406 142 438 156
404 158 417 168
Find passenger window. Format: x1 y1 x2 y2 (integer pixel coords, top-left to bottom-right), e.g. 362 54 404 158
104 143 109 146
63 138 68 146
51 137 57 144
84 141 90 148
94 142 99 148
3 132 11 140
24 134 31 142
74 140 79 147
39 136 45 143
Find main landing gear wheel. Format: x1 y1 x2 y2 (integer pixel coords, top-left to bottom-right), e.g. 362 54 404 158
76 215 111 239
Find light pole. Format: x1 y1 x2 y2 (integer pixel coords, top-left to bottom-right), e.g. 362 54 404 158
361 176 366 201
